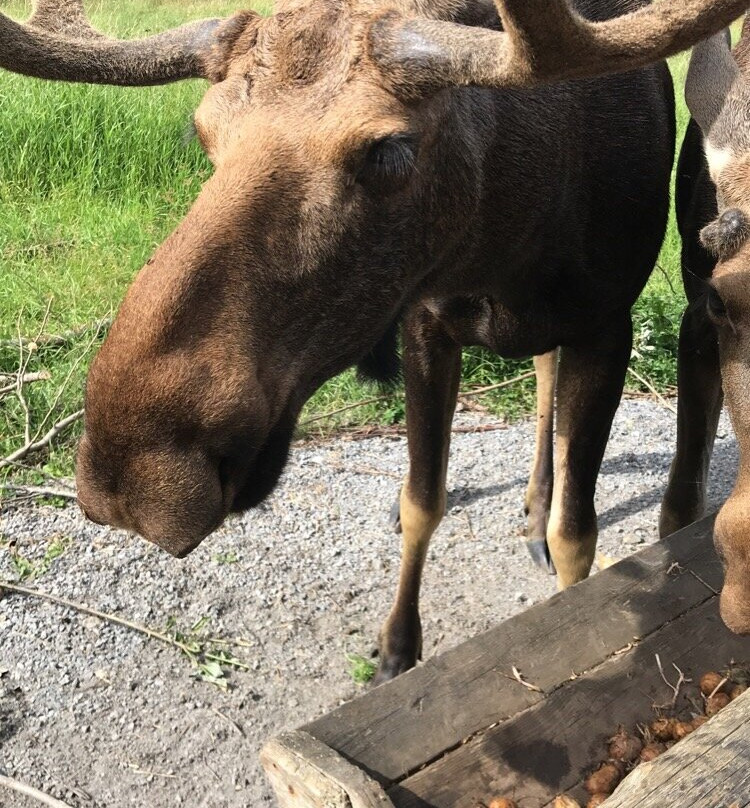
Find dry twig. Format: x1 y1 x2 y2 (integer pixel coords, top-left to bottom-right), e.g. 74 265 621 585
0 409 84 468
0 581 251 673
627 367 677 414
0 483 77 501
0 317 111 352
654 653 691 709
509 665 543 693
0 370 51 397
458 370 536 399
0 774 73 808
300 369 536 426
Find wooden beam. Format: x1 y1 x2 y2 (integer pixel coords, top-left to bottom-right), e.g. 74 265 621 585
305 515 722 784
392 597 748 807
605 692 750 807
260 730 395 808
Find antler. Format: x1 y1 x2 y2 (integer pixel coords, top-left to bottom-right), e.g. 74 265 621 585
371 0 750 95
0 0 226 85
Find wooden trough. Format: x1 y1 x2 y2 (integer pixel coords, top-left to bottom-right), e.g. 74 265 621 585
261 514 750 807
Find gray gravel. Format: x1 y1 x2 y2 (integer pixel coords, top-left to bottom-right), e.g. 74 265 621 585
0 399 739 808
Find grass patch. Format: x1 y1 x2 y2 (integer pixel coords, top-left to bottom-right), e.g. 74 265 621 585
0 3 698 483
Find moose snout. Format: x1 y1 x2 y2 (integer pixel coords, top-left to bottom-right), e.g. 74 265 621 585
75 433 230 559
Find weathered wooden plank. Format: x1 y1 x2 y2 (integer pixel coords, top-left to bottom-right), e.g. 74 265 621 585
306 515 721 784
605 692 750 808
389 597 750 808
260 730 395 808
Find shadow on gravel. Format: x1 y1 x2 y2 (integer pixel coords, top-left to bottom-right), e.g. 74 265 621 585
598 439 738 530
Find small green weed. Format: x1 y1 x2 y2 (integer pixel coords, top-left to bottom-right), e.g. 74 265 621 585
211 550 239 565
165 615 251 690
4 534 71 581
347 653 378 685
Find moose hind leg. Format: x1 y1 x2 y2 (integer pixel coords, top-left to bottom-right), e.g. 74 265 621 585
525 350 558 574
660 305 722 537
375 306 461 684
547 318 632 588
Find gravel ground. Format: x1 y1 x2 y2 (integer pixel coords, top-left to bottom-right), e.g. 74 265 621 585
0 399 739 808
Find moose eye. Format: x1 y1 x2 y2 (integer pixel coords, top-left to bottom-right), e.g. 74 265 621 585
356 134 418 195
706 285 728 325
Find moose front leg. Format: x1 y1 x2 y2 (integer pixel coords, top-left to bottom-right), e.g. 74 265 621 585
525 349 558 574
547 319 632 588
660 306 723 537
375 307 461 684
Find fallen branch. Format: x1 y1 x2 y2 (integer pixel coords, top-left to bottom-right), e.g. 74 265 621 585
0 581 250 673
300 395 390 426
301 370 536 427
0 409 84 468
0 774 73 808
458 370 536 399
0 370 51 397
0 483 77 501
0 317 112 352
627 367 677 415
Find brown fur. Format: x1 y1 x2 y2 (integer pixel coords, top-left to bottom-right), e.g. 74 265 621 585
6 0 741 679
665 20 750 636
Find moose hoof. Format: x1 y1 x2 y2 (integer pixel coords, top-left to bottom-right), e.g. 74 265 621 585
372 653 417 685
389 497 402 534
526 538 556 575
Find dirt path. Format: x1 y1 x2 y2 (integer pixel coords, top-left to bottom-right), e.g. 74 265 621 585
0 401 738 807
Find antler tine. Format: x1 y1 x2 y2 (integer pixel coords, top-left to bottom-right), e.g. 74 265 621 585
371 0 750 95
497 0 750 85
0 0 230 86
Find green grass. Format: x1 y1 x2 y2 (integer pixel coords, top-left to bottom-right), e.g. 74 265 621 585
0 1 697 485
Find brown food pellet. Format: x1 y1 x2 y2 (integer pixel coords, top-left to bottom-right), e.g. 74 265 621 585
692 715 709 730
672 721 694 740
640 741 667 762
706 693 731 716
699 671 725 696
584 762 623 796
488 800 518 808
587 796 609 808
650 717 677 741
730 683 748 700
553 797 582 808
607 728 643 762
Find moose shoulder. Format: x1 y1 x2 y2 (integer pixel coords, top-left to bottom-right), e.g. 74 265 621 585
3 0 747 683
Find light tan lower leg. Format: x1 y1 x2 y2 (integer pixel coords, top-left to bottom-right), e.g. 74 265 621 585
526 350 558 530
546 433 597 589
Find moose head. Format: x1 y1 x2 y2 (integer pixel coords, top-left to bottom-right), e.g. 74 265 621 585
3 0 748 557
686 20 750 634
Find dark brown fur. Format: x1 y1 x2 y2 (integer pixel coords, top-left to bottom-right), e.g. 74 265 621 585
20 0 750 678
66 0 677 680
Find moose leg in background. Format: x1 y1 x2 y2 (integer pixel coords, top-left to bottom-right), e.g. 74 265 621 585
375 306 461 684
659 308 722 537
525 350 558 574
660 120 723 538
547 318 632 588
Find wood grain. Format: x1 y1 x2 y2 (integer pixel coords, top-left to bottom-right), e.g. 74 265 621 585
306 515 721 785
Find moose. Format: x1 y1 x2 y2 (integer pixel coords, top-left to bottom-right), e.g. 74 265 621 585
2 0 748 683
661 19 750 637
